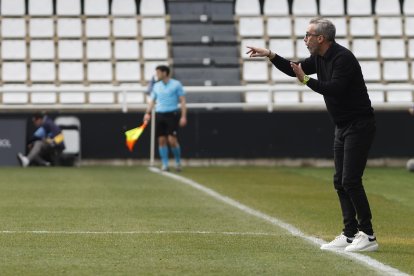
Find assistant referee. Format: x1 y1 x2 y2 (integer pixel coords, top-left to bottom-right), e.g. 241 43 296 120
143 65 187 172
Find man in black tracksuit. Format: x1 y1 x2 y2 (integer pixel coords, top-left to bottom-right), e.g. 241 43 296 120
247 18 378 252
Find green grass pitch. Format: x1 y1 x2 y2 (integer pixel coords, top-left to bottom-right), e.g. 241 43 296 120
0 166 412 275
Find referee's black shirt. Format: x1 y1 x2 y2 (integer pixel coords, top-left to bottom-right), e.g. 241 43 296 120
271 41 374 126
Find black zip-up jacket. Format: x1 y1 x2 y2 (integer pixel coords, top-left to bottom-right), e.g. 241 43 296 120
271 42 374 126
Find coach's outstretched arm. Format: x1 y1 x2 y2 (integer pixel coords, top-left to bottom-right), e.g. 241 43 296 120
246 46 316 79
246 46 293 77
246 46 277 59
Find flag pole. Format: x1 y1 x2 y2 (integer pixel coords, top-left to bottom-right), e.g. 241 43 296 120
149 108 156 167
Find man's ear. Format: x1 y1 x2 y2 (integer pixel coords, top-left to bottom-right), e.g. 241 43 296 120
317 36 324 43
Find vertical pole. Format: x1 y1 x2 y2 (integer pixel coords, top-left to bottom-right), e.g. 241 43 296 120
267 87 273 112
121 90 127 113
150 108 156 167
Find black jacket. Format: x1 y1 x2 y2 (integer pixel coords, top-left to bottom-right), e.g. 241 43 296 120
271 42 374 126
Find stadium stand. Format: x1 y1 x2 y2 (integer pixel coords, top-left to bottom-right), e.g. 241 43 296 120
375 0 401 15
263 0 289 15
292 0 317 16
347 0 372 15
235 0 260 15
140 0 166 15
1 18 26 37
29 0 53 15
84 0 108 15
404 0 414 15
56 0 81 15
0 0 412 108
112 0 136 16
0 0 159 105
319 0 344 16
168 0 241 102
234 0 413 105
1 0 25 15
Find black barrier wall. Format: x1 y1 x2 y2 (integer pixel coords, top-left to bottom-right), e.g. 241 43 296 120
1 111 413 159
0 119 26 166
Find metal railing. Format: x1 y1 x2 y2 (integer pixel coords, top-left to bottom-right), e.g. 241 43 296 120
0 84 413 112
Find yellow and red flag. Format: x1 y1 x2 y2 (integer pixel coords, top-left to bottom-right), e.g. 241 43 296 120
125 121 148 152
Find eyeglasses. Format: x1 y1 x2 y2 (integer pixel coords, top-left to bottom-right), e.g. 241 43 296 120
304 32 320 38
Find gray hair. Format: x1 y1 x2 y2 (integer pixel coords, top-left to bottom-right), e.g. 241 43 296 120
309 18 336 42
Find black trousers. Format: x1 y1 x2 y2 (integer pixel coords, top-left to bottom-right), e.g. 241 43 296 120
333 117 376 237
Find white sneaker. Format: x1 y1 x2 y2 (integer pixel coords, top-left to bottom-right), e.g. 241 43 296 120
17 153 30 168
175 164 182 172
320 233 354 250
161 165 169 172
345 231 378 252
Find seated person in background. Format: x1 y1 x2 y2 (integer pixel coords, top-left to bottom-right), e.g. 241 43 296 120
17 113 65 167
409 105 414 115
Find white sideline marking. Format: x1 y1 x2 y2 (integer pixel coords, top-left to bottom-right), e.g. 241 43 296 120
149 167 409 276
0 230 281 236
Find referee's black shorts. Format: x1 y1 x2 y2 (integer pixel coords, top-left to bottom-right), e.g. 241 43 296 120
155 111 180 137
